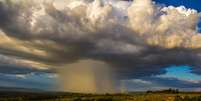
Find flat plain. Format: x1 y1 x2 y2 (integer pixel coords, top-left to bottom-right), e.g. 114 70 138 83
0 91 201 101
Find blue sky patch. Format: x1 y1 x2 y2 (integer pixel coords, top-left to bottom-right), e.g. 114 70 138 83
158 65 201 81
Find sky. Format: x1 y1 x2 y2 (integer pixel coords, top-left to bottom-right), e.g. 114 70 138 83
0 0 201 93
154 0 201 32
160 66 201 81
154 0 201 12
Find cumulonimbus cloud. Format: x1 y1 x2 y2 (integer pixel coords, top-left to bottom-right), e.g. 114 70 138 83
0 0 200 81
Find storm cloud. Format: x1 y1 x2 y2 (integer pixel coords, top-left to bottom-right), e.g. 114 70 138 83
0 0 201 92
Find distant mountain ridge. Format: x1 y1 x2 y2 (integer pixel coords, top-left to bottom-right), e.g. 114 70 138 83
0 86 45 92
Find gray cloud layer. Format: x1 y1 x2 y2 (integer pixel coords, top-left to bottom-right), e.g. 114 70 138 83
0 0 201 88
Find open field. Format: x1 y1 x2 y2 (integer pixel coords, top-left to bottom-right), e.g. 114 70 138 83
0 91 201 101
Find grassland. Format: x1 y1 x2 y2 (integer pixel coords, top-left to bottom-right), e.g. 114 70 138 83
0 91 201 101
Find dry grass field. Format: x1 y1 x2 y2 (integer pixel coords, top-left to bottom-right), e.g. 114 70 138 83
0 91 201 101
